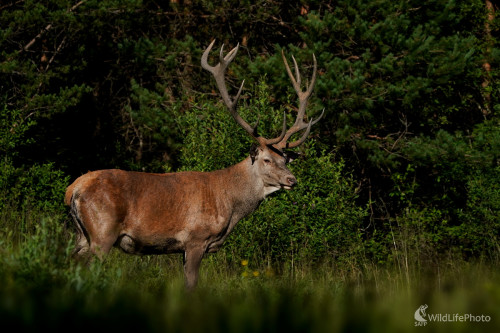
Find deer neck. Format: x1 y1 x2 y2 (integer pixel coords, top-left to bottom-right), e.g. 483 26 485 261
222 156 268 215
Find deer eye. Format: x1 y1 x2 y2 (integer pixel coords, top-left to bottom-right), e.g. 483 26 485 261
263 158 271 165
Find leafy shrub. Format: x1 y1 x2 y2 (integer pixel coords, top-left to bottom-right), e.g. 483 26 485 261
0 159 68 212
0 101 69 213
370 120 500 265
457 166 500 260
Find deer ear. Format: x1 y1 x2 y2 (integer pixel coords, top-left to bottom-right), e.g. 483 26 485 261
249 144 259 164
284 151 301 163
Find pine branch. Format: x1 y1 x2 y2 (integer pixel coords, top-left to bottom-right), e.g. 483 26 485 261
22 0 87 52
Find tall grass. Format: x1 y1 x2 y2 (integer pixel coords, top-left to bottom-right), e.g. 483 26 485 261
0 209 498 332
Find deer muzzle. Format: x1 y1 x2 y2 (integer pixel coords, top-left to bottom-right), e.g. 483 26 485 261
283 176 297 190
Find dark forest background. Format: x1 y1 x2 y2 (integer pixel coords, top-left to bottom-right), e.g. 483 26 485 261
1 0 499 268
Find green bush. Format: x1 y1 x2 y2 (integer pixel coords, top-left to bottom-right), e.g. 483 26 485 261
0 104 69 213
0 159 68 212
369 120 500 265
457 166 500 260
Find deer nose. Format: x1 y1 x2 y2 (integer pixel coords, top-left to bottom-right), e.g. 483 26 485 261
287 177 297 187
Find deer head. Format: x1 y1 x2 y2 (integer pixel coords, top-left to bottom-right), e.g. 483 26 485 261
201 40 323 194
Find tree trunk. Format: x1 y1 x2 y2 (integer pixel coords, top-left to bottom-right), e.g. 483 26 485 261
482 0 495 117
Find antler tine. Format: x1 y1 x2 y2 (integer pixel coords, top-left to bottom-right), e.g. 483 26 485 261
201 39 216 72
286 109 324 149
266 111 288 145
291 55 301 88
287 119 312 149
282 50 301 94
312 108 325 126
219 44 225 63
306 54 317 96
220 43 240 66
293 53 317 126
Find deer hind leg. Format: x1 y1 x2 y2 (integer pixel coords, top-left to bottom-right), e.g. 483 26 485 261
74 199 120 261
87 220 120 261
70 198 91 262
73 225 90 257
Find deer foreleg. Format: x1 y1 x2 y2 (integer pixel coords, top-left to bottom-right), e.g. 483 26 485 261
183 246 205 290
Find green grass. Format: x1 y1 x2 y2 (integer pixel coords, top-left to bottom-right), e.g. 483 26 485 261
0 211 499 332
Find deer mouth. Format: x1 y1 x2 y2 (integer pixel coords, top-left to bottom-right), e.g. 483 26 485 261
281 176 297 190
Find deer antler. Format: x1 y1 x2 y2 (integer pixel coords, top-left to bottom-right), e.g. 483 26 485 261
201 40 252 133
276 50 324 149
202 40 321 149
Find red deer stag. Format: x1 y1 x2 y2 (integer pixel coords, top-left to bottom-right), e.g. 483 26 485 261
65 40 323 289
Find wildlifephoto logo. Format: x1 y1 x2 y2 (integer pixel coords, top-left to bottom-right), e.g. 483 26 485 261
414 304 491 327
414 304 428 324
